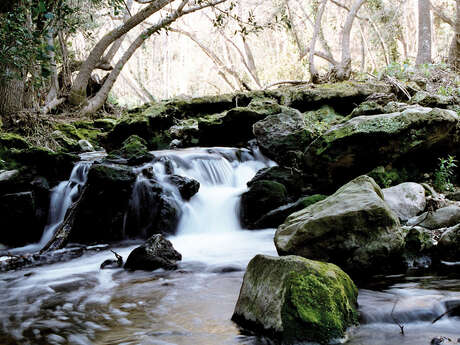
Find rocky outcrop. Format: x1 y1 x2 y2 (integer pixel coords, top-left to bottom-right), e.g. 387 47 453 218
232 254 358 345
124 234 182 271
275 176 405 276
382 182 426 221
303 107 459 193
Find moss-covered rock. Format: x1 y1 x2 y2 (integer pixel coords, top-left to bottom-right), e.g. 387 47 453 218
247 166 305 200
253 194 328 229
51 130 80 153
270 81 391 113
240 180 288 228
275 175 405 277
410 91 455 108
232 254 358 344
253 106 315 165
304 107 459 193
54 122 103 149
107 135 153 165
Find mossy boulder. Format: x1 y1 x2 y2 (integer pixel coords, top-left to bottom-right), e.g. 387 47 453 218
247 166 305 200
240 180 288 229
275 175 405 277
253 194 328 229
51 130 80 153
54 122 103 149
303 107 459 193
69 163 136 243
232 254 358 345
107 135 153 165
253 107 315 165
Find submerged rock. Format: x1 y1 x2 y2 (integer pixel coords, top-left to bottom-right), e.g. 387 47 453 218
167 175 200 200
275 175 405 276
383 182 426 222
232 254 358 344
124 234 182 271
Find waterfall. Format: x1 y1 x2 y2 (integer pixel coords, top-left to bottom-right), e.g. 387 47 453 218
9 157 95 254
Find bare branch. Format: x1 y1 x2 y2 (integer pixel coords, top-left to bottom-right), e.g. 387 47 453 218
431 3 455 27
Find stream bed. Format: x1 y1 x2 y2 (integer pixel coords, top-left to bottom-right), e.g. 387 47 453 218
1 147 459 345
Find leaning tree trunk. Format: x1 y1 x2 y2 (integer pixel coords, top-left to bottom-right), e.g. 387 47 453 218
0 65 24 114
416 0 432 65
81 0 222 115
309 0 328 83
69 0 172 106
335 0 367 81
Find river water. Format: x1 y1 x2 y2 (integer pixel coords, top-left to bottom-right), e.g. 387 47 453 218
1 148 459 345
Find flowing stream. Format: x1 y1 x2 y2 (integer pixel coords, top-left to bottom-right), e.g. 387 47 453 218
1 147 460 345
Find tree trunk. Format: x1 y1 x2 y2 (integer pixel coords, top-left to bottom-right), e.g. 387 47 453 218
309 0 328 83
335 0 367 81
81 0 222 115
0 65 24 114
69 0 172 106
449 0 460 69
416 0 432 65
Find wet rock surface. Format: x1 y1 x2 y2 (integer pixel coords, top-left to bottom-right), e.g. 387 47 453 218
124 234 182 271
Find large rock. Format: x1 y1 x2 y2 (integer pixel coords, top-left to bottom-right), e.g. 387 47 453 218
253 107 314 165
198 98 282 147
107 135 154 165
124 234 182 271
407 205 460 230
240 180 287 228
383 182 426 221
247 166 305 200
253 195 327 229
437 224 460 261
69 163 136 243
124 177 182 238
303 107 459 193
275 175 405 276
0 191 42 247
232 255 358 344
167 175 200 200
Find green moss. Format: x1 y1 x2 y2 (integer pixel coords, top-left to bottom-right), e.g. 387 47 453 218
107 135 153 164
51 130 80 153
282 263 358 344
299 194 328 208
0 132 30 150
54 122 102 147
93 118 117 131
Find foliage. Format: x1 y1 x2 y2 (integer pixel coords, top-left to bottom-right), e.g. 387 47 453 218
434 155 457 192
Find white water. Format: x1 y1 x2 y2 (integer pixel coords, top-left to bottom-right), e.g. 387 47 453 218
9 151 104 254
2 147 460 345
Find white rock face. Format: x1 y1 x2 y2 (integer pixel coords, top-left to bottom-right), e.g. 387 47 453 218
383 182 426 221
